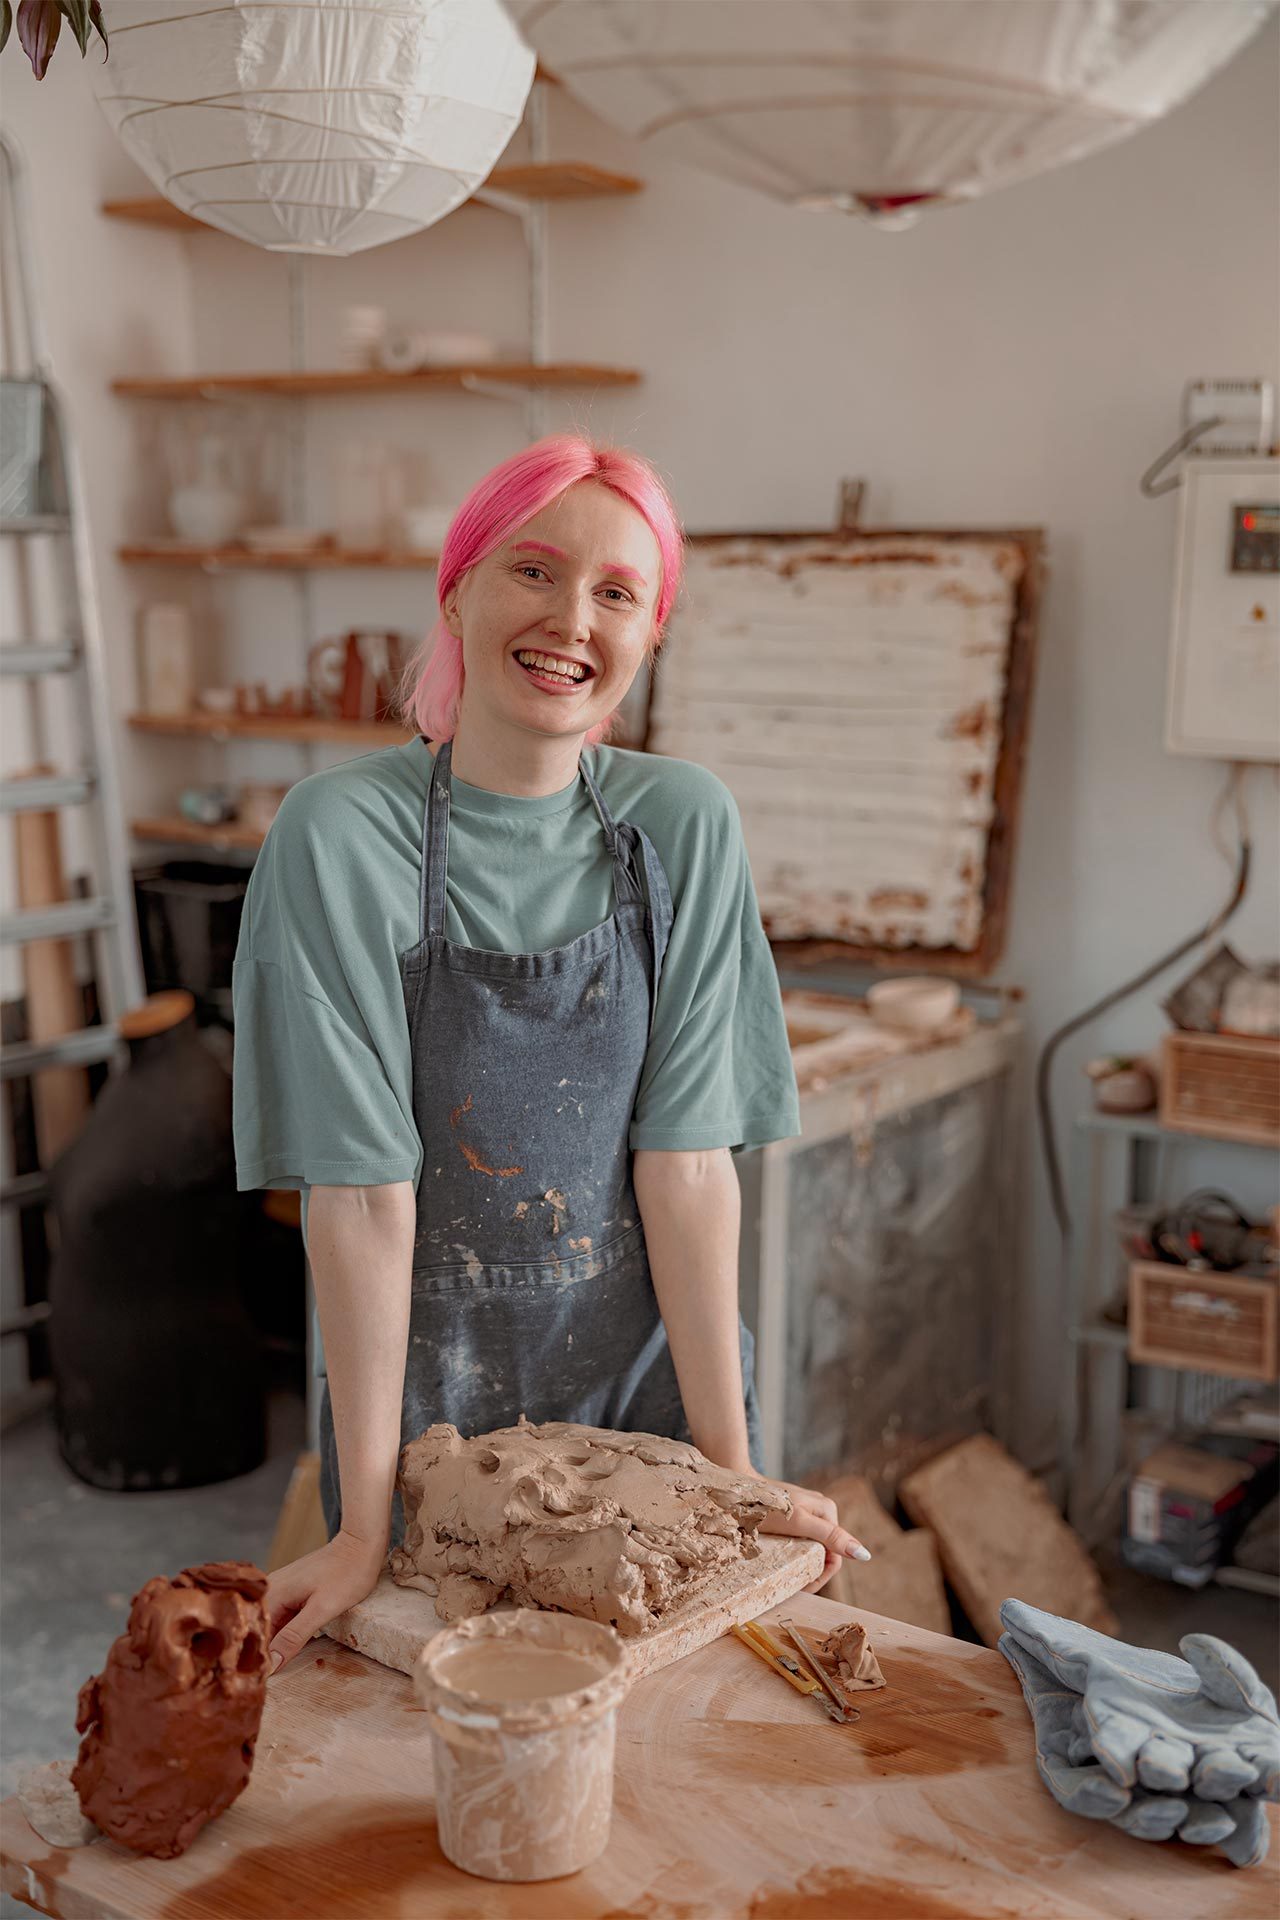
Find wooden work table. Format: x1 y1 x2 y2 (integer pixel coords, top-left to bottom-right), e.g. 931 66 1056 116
2 1593 1275 1919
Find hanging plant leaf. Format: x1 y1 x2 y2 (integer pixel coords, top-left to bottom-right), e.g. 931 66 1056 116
1 1 11 56
88 0 105 54
60 0 90 55
16 0 61 79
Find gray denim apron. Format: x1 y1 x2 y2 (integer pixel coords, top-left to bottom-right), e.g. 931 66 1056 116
320 738 762 1538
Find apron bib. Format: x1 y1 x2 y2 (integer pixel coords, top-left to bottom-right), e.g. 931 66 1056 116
320 739 761 1537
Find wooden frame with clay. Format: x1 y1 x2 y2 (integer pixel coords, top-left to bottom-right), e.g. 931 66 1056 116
640 523 1044 981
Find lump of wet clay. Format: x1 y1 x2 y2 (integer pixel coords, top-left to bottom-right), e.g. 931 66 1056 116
390 1418 790 1636
811 1620 886 1692
72 1562 269 1859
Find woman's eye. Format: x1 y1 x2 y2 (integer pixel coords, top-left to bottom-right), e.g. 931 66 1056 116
601 586 633 604
516 565 548 581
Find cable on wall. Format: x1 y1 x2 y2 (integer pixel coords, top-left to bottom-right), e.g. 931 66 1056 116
1035 762 1253 1242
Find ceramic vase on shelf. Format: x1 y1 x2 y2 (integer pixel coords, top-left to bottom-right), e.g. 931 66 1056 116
338 304 386 370
48 992 266 1490
138 603 195 716
333 442 410 550
168 432 246 545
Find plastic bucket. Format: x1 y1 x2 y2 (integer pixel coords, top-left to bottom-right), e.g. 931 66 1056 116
414 1611 632 1882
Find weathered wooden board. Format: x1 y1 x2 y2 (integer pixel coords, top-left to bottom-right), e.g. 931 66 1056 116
645 528 1042 976
4 1595 1271 1919
900 1433 1118 1646
324 1537 824 1679
819 1474 953 1633
820 1473 905 1556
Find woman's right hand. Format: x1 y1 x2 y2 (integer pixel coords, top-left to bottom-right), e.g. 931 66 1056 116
265 1528 388 1673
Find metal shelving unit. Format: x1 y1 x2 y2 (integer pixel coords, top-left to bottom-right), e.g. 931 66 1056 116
1061 1107 1279 1593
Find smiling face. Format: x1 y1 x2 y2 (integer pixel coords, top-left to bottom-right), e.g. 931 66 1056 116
442 481 662 743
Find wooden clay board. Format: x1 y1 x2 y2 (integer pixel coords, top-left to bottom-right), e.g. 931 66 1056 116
325 1536 824 1679
900 1432 1118 1646
4 1595 1272 1920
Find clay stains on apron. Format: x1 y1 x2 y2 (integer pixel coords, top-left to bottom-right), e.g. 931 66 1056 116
448 1090 524 1178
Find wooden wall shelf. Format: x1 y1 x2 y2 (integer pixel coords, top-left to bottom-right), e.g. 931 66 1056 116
101 164 642 233
119 542 439 571
112 363 639 399
132 816 266 852
128 713 412 746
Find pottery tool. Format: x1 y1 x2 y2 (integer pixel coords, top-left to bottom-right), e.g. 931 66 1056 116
779 1620 863 1722
782 1620 859 1728
730 1623 815 1697
731 1624 846 1722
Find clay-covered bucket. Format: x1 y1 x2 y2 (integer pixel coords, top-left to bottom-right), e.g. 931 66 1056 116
415 1610 633 1882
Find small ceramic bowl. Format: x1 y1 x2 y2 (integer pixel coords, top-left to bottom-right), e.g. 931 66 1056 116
195 687 236 715
866 976 960 1034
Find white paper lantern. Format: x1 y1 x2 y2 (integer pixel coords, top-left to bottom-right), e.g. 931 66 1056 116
507 0 1274 226
93 0 535 254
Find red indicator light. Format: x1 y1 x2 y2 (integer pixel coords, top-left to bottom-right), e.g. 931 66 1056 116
1242 512 1256 531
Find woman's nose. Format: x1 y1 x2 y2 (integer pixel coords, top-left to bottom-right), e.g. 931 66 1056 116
543 586 592 644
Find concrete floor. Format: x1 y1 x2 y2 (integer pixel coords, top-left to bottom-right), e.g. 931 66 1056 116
1 1392 304 1802
1 1395 1276 1912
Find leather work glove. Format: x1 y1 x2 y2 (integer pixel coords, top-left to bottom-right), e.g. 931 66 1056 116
1110 1791 1269 1866
1000 1599 1280 1804
998 1631 1274 1867
998 1633 1132 1820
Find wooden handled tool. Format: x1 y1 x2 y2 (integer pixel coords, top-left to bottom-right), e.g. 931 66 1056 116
731 1623 847 1722
779 1620 861 1723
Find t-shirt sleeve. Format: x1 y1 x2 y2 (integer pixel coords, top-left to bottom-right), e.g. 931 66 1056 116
231 784 420 1192
628 771 800 1153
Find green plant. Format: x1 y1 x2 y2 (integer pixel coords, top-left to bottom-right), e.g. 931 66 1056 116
2 0 108 80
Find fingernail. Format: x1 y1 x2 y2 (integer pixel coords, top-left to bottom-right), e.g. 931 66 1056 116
268 1649 283 1674
853 1545 872 1562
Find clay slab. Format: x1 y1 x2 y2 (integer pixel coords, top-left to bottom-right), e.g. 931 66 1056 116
325 1537 825 1680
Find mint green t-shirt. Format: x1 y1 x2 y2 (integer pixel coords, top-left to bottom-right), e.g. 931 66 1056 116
231 739 800 1196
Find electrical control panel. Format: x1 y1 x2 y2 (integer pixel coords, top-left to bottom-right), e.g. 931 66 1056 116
1166 456 1280 761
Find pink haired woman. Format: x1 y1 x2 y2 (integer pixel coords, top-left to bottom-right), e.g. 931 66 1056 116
232 436 868 1669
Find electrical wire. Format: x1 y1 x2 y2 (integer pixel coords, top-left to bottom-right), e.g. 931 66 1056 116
1035 762 1253 1242
1139 417 1223 498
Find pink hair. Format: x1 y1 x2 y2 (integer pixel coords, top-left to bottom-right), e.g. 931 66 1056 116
396 434 683 747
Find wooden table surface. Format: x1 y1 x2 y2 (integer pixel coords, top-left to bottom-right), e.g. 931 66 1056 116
3 1593 1275 1920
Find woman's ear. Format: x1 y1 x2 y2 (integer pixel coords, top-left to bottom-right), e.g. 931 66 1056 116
442 586 462 640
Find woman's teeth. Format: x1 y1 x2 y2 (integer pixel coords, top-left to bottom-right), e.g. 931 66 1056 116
515 650 590 684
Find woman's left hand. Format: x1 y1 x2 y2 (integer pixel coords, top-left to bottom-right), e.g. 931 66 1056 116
737 1466 871 1594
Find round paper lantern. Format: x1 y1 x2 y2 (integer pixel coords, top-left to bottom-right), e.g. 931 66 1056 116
92 0 534 254
507 0 1274 226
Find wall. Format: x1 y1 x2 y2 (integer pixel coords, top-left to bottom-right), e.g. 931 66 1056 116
2 21 1277 1456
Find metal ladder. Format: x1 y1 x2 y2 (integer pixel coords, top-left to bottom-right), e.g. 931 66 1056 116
0 127 144 1223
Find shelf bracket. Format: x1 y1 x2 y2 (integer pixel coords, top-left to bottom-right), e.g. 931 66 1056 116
457 374 531 406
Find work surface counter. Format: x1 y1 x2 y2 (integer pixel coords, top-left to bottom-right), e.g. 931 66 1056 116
3 1593 1275 1919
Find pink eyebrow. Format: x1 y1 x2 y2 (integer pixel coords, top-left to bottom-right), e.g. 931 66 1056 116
513 540 647 586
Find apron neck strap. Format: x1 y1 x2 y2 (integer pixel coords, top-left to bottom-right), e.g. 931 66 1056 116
577 747 618 843
421 738 453 941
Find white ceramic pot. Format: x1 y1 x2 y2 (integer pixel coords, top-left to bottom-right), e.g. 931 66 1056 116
396 504 453 552
168 484 246 545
